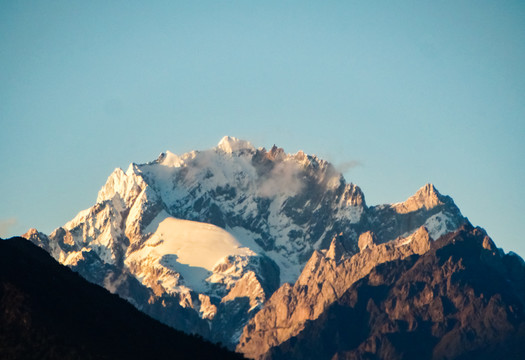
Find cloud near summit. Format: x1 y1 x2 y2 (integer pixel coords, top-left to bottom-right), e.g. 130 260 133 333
258 162 305 198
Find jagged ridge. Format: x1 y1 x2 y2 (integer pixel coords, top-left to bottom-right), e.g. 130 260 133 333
264 225 525 360
237 227 434 359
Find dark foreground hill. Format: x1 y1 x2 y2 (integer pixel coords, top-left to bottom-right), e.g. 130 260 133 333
265 225 525 360
0 237 244 360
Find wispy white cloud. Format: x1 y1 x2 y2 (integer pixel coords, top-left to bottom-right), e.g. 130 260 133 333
0 218 18 238
335 160 362 174
258 162 305 198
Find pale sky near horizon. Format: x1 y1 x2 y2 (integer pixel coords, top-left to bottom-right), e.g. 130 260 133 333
1 1 524 256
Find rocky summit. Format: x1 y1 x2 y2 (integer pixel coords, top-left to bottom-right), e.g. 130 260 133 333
21 136 522 359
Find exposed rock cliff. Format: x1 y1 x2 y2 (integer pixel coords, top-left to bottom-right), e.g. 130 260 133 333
264 225 525 360
237 227 433 359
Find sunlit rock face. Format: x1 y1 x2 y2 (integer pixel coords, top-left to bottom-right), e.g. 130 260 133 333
25 137 468 348
237 227 433 359
260 226 525 360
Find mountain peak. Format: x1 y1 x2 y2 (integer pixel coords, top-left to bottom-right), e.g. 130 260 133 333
416 183 440 198
157 150 183 167
325 235 347 262
23 228 39 238
217 136 255 154
393 183 446 214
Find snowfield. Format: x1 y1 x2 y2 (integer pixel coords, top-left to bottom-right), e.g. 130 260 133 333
142 214 255 271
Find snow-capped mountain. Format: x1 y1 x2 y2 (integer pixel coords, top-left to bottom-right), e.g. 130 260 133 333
25 136 467 347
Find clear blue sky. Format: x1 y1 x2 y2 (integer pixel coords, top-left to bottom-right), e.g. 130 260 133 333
1 1 524 256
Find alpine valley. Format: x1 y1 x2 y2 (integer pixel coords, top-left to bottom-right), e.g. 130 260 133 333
20 137 525 359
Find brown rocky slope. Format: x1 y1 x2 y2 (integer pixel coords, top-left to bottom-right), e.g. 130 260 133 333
237 227 434 358
264 225 525 360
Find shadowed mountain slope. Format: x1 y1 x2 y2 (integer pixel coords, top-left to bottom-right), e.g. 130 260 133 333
0 237 244 360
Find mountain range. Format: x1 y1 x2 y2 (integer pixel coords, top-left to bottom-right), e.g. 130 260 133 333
12 136 524 359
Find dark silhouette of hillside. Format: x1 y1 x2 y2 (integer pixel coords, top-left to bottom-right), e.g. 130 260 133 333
0 237 245 360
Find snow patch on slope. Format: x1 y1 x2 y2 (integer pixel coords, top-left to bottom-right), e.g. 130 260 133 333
127 212 256 293
142 216 254 271
424 212 453 240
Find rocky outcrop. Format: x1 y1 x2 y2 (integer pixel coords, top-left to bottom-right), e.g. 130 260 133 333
210 255 281 346
358 231 376 251
264 225 525 360
237 227 433 359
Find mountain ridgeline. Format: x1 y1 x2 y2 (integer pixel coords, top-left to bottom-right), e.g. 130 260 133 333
18 136 524 358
